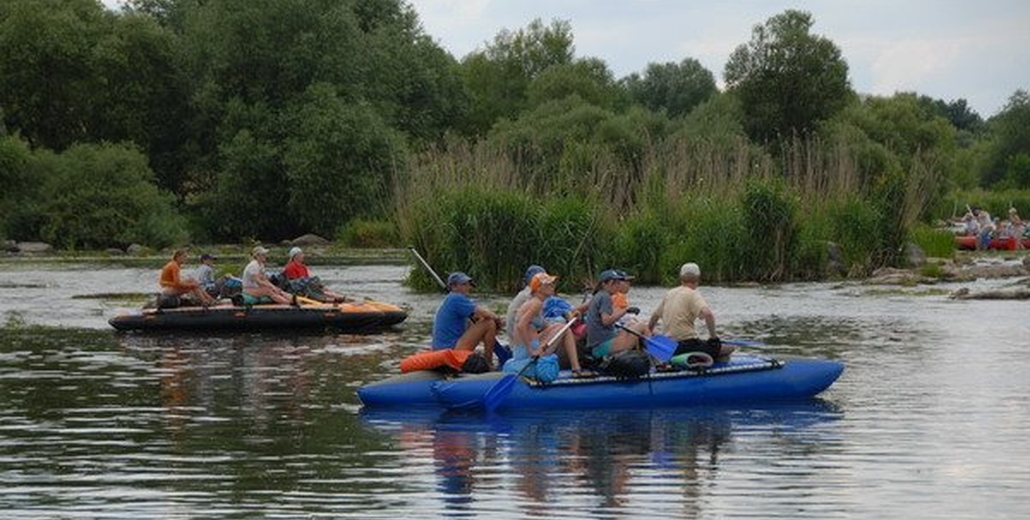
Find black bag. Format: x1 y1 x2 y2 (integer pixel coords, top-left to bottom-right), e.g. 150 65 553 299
461 352 491 374
598 349 651 379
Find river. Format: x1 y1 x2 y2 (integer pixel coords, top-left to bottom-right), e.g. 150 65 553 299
0 261 1028 519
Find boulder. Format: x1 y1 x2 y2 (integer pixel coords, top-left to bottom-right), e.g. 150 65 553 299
16 242 53 255
3 240 17 253
291 234 330 246
904 242 926 267
127 244 146 255
106 248 125 256
825 241 845 277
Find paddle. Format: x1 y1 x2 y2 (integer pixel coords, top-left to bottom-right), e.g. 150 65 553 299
409 247 448 292
480 317 578 412
616 324 677 362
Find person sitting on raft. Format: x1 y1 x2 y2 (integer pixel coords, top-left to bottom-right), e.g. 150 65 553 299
432 272 502 369
282 247 348 303
505 264 547 338
648 262 735 362
584 269 650 359
242 246 296 305
159 249 217 307
511 272 593 378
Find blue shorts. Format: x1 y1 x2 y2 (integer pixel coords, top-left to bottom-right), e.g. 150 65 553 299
591 338 615 358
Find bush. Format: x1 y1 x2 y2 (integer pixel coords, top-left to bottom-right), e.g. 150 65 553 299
827 197 882 275
336 219 400 248
29 143 188 249
740 179 799 282
909 224 956 259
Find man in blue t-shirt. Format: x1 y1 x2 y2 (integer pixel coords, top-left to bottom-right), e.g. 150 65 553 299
431 272 502 367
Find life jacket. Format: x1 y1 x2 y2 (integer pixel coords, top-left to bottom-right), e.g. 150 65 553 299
400 349 472 373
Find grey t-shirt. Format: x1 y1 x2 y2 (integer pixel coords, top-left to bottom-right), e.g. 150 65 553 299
505 287 532 341
585 291 615 348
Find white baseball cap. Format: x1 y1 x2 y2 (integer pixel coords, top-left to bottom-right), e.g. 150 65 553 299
680 262 701 277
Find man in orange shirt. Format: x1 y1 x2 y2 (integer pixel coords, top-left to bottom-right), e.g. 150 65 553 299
160 249 215 307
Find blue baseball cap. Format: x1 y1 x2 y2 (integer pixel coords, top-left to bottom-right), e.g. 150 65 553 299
615 269 635 281
447 272 474 287
598 269 623 283
524 265 546 283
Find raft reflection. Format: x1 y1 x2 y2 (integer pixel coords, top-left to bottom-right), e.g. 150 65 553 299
360 401 842 516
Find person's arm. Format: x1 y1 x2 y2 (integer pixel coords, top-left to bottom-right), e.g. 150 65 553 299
699 306 717 338
516 300 542 355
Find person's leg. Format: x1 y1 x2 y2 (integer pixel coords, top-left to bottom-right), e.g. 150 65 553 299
541 322 581 372
716 344 736 362
610 321 648 353
455 318 497 367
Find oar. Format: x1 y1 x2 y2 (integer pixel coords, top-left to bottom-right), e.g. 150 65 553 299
616 324 677 362
479 317 577 412
409 247 448 292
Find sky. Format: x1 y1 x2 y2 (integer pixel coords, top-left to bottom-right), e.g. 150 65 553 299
102 0 1030 118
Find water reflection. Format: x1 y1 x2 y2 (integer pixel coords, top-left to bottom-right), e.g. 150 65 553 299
360 401 843 517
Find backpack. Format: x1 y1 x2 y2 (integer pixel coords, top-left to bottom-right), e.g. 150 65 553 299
599 349 651 379
460 352 491 374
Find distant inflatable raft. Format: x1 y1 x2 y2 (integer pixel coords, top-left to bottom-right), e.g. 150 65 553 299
109 300 407 332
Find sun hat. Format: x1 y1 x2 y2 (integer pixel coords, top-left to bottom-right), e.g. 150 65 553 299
680 262 701 277
289 246 303 259
529 272 558 292
447 272 474 287
252 246 269 256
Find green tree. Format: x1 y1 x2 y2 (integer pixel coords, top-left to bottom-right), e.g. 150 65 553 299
281 84 408 237
724 10 852 143
459 18 575 136
623 58 717 118
526 58 622 111
0 0 106 149
33 143 188 249
982 90 1030 187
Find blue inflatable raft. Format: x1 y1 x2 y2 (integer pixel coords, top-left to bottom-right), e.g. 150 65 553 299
357 355 844 411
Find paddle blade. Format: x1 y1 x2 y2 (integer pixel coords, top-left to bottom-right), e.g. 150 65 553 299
644 335 678 362
481 374 518 412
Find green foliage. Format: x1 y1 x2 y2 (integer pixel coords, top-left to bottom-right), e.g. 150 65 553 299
826 197 882 274
997 153 1030 190
526 58 621 111
32 143 188 249
336 219 400 248
740 179 799 281
624 58 717 119
659 198 747 284
937 189 1030 222
458 18 575 136
724 9 851 142
982 90 1030 187
282 84 408 236
909 224 956 259
612 211 670 284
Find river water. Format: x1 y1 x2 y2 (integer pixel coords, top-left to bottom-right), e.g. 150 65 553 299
0 261 1028 519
